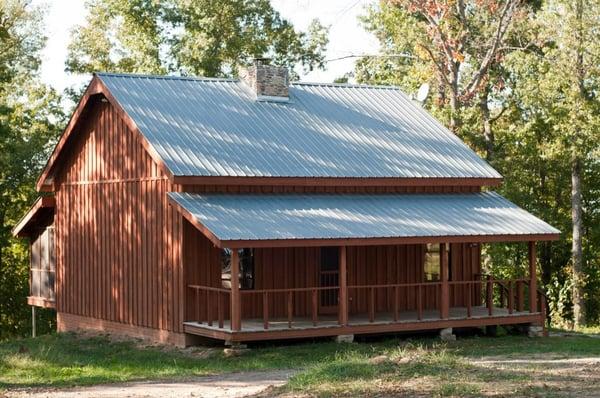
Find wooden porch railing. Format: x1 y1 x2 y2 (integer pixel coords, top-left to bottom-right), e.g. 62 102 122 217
240 286 339 329
187 285 231 329
187 277 544 332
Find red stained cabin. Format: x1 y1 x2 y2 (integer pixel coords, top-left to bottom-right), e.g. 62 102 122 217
14 61 559 346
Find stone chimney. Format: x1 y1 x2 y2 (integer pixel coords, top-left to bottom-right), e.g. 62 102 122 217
239 58 289 102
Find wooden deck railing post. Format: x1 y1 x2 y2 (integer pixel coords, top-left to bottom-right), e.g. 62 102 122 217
529 241 537 313
263 292 269 330
369 287 375 323
339 246 348 326
218 291 224 328
393 286 399 322
508 281 514 314
517 281 524 312
487 275 493 316
230 249 241 331
466 282 472 318
311 288 318 326
417 284 423 320
440 243 449 319
195 287 200 323
287 291 293 328
206 291 213 326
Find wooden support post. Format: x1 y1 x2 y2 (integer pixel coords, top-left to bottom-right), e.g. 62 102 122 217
230 249 241 331
529 241 537 313
339 246 348 326
440 243 449 319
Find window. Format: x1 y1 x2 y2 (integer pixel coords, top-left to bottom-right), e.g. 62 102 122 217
221 248 254 290
424 243 440 281
30 226 55 300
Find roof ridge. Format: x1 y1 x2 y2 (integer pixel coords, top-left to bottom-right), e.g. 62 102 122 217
95 72 237 83
291 81 404 90
95 72 404 90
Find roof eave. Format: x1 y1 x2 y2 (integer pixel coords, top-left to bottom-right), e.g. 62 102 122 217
219 233 560 249
12 196 56 237
172 175 503 188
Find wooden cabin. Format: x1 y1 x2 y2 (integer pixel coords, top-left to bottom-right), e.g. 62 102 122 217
14 60 559 346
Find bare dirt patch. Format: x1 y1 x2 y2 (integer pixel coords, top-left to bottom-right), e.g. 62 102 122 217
4 369 296 398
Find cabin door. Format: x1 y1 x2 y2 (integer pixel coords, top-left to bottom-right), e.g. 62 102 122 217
319 247 339 314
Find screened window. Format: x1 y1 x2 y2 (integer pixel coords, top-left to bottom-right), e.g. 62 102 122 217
30 226 55 300
221 248 254 290
424 243 440 282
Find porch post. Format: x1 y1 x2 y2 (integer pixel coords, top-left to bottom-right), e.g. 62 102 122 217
528 241 537 313
339 246 348 326
440 243 449 319
230 249 242 331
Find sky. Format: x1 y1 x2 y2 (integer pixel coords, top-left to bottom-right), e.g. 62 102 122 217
35 0 379 93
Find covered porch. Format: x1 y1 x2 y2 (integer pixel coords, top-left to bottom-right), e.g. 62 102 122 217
169 191 559 343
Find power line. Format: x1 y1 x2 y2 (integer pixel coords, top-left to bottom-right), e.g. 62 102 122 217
325 53 418 62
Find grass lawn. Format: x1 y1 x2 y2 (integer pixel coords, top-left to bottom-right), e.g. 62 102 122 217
2 330 600 396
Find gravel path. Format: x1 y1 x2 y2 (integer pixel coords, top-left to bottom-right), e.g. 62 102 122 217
5 369 296 398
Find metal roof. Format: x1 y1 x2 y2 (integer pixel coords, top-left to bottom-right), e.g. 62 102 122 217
98 73 502 179
167 191 559 242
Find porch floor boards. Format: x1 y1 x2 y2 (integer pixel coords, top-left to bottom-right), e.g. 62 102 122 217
184 305 529 333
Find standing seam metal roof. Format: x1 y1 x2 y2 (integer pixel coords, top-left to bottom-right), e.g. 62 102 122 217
97 73 502 179
167 191 559 242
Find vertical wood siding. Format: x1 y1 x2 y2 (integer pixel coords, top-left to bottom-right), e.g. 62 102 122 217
55 100 184 333
182 221 482 321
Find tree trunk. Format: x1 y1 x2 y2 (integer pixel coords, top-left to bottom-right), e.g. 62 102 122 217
479 88 494 160
449 66 461 132
571 155 585 327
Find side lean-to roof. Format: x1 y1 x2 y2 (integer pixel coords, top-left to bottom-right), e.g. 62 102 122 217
36 72 502 190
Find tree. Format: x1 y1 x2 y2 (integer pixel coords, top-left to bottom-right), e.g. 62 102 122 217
356 0 600 328
66 0 329 78
535 0 600 327
356 0 535 159
0 0 64 338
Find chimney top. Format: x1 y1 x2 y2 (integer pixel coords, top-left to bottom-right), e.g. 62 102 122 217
239 59 289 102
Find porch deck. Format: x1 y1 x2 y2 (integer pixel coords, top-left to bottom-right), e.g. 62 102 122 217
183 305 542 342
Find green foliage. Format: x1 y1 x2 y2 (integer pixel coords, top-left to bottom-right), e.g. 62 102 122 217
66 0 329 78
0 0 64 339
357 0 600 326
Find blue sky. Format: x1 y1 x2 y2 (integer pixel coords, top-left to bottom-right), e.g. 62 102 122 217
35 0 379 92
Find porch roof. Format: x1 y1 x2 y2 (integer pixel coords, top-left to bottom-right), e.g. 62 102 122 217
168 191 560 248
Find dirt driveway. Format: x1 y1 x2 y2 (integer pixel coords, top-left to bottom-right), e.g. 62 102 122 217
4 369 296 398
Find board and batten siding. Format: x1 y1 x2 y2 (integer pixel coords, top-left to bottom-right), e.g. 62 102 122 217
55 99 184 337
183 222 482 322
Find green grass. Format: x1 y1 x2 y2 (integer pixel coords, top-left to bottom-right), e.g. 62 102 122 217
2 331 600 396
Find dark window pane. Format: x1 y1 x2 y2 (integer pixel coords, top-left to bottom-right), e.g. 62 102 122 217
320 247 339 271
221 248 254 290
